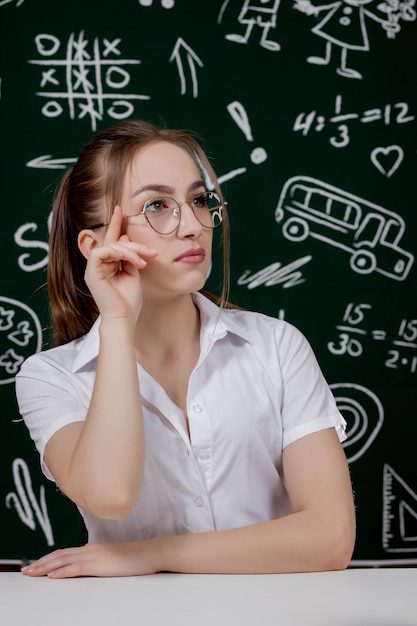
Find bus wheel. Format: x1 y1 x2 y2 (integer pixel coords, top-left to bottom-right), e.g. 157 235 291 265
350 250 377 274
282 217 309 242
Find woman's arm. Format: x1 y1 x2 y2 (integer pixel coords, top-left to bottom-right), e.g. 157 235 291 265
44 319 144 519
44 207 157 519
22 428 355 577
161 428 355 574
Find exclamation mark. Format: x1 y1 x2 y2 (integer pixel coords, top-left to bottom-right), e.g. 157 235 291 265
227 101 267 165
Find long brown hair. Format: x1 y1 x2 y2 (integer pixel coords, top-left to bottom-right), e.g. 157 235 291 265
48 119 230 346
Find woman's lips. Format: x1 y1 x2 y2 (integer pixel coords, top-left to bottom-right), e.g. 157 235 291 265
174 248 206 264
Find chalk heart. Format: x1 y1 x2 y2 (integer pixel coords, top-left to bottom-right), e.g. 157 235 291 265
370 145 404 178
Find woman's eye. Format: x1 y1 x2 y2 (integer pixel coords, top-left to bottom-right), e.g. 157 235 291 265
193 193 208 209
146 198 170 212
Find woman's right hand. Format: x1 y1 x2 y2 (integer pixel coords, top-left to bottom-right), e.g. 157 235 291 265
83 205 157 325
21 540 163 579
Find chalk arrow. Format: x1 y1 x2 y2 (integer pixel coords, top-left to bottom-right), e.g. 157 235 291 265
169 38 203 98
26 155 78 169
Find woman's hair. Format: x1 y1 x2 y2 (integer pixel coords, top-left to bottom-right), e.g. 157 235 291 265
48 119 230 346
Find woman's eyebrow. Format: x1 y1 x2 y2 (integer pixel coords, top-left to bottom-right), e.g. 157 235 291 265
131 180 204 199
131 184 172 198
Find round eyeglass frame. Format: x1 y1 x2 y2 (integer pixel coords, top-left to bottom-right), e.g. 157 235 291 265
88 191 226 235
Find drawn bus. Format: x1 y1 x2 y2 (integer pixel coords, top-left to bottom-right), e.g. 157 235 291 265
275 176 414 281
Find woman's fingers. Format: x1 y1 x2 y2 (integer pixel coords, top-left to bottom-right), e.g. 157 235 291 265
21 542 155 579
21 547 85 578
89 240 157 272
21 545 109 579
90 205 157 271
82 207 158 319
103 204 124 245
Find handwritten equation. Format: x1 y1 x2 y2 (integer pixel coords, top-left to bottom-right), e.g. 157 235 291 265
294 95 415 149
328 302 417 375
29 32 149 131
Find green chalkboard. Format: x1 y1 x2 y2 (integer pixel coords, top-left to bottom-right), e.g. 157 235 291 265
1 0 416 565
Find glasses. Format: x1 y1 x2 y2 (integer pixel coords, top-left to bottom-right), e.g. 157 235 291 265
90 191 225 235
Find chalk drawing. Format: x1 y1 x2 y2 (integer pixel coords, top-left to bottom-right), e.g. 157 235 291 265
0 297 42 385
385 317 417 374
169 38 203 98
0 0 24 6
138 0 175 7
220 0 281 51
377 0 416 37
383 464 417 552
29 31 149 131
275 175 414 280
294 94 414 150
371 145 404 177
330 383 384 463
14 221 49 272
26 155 78 169
294 0 415 79
237 256 313 289
328 302 373 358
328 303 417 376
5 458 54 547
227 101 268 165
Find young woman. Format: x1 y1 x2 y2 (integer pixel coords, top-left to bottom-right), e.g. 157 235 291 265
16 119 355 578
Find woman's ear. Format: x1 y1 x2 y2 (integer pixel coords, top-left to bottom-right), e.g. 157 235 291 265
78 229 100 260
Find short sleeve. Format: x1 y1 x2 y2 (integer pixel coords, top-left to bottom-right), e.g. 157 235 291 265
276 323 346 447
15 354 88 480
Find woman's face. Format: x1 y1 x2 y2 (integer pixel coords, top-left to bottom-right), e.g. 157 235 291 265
118 140 214 301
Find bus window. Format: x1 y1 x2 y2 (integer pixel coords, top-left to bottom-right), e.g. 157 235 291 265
354 214 384 247
306 189 360 228
306 189 330 213
328 199 359 226
290 184 308 206
381 219 402 245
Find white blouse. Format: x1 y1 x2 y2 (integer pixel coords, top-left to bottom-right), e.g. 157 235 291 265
16 292 346 543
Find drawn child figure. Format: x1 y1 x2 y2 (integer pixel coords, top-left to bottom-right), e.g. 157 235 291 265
294 0 402 79
224 0 282 51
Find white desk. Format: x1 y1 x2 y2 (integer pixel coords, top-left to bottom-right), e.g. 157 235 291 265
1 569 416 625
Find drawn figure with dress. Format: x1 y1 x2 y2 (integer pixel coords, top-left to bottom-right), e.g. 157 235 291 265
221 0 282 51
294 0 415 79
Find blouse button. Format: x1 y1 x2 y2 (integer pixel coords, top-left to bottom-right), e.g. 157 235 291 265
193 404 203 413
199 449 210 460
193 495 204 507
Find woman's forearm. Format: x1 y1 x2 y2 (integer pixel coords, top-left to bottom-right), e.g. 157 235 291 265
156 431 355 574
48 318 145 518
157 510 354 574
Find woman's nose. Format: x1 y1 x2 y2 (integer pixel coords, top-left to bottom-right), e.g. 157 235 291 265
176 202 204 238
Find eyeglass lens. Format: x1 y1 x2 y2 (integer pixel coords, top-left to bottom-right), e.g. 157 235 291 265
142 192 223 234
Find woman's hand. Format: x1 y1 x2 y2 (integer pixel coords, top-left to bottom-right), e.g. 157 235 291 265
82 205 157 325
21 540 161 579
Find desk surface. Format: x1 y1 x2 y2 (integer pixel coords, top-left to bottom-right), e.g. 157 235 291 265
1 569 417 625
